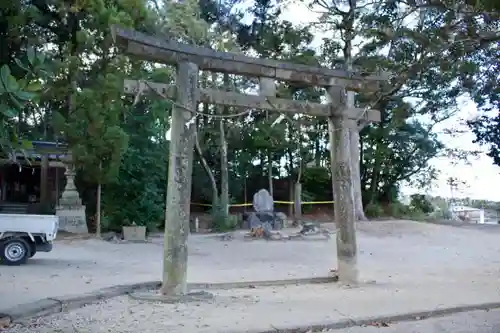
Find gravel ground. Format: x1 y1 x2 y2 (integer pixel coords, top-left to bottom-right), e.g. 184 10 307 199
5 281 500 333
327 309 500 333
2 220 500 332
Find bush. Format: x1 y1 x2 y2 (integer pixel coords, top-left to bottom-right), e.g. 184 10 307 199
211 201 237 232
388 202 410 217
406 208 428 221
301 167 331 202
409 194 434 214
365 203 384 218
301 190 316 214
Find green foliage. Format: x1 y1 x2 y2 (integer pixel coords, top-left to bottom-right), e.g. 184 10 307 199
409 194 435 214
101 100 170 231
388 202 410 218
0 47 48 153
301 167 332 202
470 112 500 167
211 200 237 232
365 203 385 218
55 73 129 185
300 190 317 214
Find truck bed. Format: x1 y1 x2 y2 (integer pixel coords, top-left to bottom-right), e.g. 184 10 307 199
0 214 59 241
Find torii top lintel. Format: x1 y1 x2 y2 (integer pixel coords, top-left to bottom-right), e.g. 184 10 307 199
111 25 389 92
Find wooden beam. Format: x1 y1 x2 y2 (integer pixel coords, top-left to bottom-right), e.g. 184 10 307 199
112 26 389 91
124 79 330 116
334 107 381 123
201 89 332 116
124 79 176 97
124 79 381 121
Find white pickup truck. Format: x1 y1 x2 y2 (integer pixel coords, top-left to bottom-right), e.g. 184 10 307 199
0 214 58 265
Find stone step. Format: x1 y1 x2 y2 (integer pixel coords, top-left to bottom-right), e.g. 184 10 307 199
0 203 29 214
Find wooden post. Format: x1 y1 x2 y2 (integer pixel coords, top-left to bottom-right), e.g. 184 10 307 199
54 165 59 206
294 182 302 223
243 176 247 213
288 180 294 218
161 61 198 296
40 154 49 208
327 87 358 285
259 77 276 197
95 161 103 237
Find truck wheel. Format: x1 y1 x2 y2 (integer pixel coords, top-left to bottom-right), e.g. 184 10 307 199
29 249 37 258
0 238 30 266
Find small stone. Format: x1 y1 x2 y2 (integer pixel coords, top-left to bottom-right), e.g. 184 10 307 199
299 222 320 235
101 232 118 242
275 212 288 226
268 232 283 241
219 233 233 241
0 315 12 329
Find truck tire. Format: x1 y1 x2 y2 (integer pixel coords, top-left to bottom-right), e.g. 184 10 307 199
0 238 30 266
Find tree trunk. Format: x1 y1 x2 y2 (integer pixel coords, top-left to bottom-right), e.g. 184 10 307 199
243 174 247 212
201 74 220 206
219 119 229 215
194 127 218 205
350 129 367 220
368 117 385 204
295 150 303 222
267 130 273 196
369 144 382 204
260 78 276 197
96 182 101 237
287 127 294 217
219 74 230 217
315 123 322 167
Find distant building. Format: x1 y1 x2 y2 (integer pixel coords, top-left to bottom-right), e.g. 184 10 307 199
0 140 68 214
449 205 498 224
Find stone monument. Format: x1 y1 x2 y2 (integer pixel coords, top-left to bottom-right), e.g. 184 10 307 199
56 163 88 233
246 189 283 238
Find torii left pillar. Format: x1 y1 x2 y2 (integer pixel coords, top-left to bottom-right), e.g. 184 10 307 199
161 62 198 296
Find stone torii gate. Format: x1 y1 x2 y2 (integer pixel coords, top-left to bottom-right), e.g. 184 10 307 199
112 26 388 296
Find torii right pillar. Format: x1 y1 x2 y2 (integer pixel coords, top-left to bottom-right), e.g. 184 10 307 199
327 85 381 285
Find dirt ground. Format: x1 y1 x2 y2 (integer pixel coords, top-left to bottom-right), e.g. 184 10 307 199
2 219 500 314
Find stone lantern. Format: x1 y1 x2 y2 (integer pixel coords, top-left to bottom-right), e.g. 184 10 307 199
55 155 88 233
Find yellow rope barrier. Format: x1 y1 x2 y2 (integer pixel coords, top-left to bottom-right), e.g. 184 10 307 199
191 201 334 207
